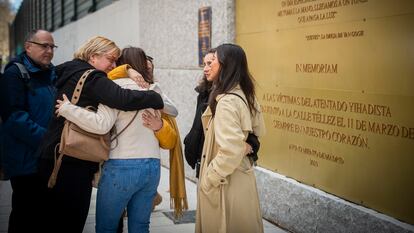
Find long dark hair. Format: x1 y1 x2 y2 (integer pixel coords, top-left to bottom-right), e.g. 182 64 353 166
208 44 257 116
116 47 153 83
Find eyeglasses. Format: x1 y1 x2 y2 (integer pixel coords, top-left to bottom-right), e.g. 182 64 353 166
27 41 58 50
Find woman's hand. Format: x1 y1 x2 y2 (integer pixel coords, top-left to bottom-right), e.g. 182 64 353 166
245 142 253 155
142 110 163 131
127 68 150 89
55 94 70 116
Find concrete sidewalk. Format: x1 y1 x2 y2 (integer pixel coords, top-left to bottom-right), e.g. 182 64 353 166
0 166 287 233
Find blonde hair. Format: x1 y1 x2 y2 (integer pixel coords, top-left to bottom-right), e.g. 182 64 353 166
74 36 120 61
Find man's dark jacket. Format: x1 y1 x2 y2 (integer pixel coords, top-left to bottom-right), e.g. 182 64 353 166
0 52 57 178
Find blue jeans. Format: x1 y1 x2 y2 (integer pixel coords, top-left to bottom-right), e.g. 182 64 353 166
96 158 160 233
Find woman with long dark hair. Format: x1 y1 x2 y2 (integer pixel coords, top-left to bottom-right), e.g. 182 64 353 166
195 44 265 233
184 48 260 178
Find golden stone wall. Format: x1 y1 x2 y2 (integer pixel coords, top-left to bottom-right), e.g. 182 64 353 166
236 0 414 224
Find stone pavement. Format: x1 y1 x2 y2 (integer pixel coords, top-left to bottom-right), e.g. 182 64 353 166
0 167 287 233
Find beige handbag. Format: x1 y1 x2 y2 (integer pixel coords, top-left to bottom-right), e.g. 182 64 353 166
48 69 138 188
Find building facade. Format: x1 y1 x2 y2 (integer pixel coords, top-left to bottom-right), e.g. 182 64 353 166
9 0 414 232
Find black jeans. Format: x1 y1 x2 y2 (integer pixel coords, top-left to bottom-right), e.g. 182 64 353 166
8 173 44 233
38 158 96 233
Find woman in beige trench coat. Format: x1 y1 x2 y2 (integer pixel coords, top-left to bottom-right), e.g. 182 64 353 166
195 44 266 233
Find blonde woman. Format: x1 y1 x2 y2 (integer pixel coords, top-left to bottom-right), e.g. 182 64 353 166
37 37 163 233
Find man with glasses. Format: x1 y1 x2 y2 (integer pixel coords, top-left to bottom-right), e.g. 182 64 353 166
0 29 57 232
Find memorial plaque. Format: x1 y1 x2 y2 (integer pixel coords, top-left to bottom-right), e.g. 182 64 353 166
198 7 212 66
236 0 414 224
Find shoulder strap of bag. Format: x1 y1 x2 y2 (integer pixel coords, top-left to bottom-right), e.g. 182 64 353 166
14 62 30 81
225 92 247 106
71 69 94 105
110 111 139 141
48 69 94 188
14 62 36 96
225 92 259 165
